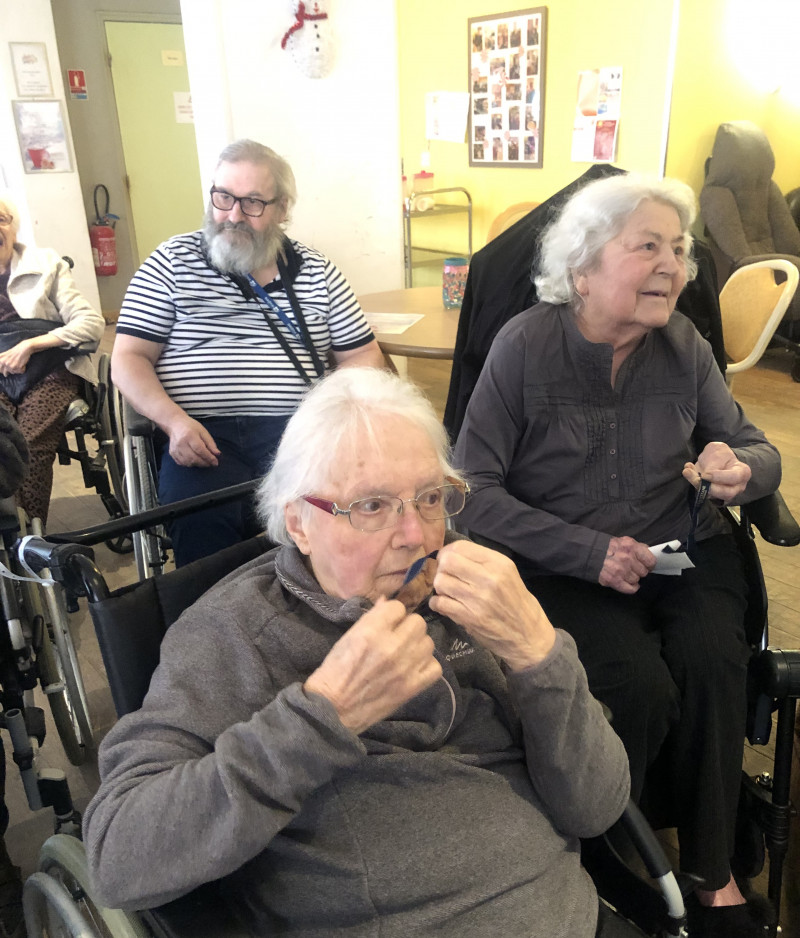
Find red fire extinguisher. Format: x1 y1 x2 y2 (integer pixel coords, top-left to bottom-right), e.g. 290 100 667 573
90 184 119 276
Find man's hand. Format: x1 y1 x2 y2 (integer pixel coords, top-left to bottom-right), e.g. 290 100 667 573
683 441 751 504
0 340 33 375
598 536 655 594
429 540 556 670
164 413 221 467
304 598 442 734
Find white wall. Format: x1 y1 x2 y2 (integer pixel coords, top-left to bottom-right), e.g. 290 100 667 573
0 0 100 310
180 0 404 294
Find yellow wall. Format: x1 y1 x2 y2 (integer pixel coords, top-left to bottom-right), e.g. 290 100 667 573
397 0 676 249
397 0 800 252
666 0 800 199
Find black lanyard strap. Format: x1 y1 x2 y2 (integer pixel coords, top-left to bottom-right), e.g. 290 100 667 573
686 477 712 560
276 254 326 379
243 255 326 385
257 307 316 386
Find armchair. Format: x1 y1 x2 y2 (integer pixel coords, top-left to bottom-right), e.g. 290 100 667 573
700 121 800 379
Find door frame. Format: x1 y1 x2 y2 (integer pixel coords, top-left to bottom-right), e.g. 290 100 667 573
96 10 183 270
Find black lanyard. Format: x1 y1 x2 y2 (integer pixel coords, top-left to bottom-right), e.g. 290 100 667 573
686 477 711 560
245 256 326 385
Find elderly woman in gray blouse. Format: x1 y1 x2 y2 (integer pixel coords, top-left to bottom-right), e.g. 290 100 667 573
455 173 780 938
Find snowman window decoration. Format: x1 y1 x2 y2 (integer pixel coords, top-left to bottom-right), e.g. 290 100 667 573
281 1 335 79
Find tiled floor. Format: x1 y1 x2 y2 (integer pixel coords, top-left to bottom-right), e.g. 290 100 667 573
6 329 800 934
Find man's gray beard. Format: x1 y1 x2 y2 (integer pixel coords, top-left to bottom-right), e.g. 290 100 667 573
203 205 285 276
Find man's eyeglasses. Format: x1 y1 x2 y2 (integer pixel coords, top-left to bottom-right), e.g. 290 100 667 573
0 213 13 226
303 481 469 533
209 188 278 218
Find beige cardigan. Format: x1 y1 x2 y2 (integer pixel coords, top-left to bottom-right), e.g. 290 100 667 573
7 243 105 384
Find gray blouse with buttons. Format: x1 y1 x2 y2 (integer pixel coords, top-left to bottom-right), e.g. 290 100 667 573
454 301 781 583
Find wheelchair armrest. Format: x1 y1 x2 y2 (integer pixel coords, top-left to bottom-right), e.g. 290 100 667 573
143 881 253 938
123 396 155 438
742 491 800 547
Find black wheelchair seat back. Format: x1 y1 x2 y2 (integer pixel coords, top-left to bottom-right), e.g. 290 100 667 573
92 534 271 718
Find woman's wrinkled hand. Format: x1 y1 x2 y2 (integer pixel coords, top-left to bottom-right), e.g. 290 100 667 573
428 540 555 670
598 536 655 594
682 441 751 504
0 341 33 375
304 597 442 735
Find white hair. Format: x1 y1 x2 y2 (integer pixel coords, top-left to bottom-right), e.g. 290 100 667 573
535 173 698 306
0 192 21 243
257 368 462 546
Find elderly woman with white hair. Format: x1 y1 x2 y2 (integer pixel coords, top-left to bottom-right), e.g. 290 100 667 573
0 195 105 523
454 173 781 937
83 367 640 938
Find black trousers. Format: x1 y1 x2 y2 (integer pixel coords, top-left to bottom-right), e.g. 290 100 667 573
522 534 750 891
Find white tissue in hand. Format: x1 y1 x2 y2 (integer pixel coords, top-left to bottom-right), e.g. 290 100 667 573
650 540 695 575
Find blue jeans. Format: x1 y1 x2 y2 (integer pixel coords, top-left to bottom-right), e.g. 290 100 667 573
156 414 290 567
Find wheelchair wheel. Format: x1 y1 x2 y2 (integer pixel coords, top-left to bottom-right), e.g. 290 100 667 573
12 510 86 765
97 354 128 516
31 518 95 758
122 418 167 580
28 834 149 938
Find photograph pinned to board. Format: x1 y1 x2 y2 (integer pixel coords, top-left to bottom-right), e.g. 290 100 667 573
468 7 546 168
571 66 622 163
12 100 72 173
9 42 53 97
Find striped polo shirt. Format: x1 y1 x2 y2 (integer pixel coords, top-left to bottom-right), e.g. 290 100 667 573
116 231 374 417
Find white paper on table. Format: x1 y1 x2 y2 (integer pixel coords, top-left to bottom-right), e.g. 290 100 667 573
364 312 424 335
650 539 695 575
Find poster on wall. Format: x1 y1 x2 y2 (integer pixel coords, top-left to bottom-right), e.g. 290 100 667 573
9 42 53 97
571 66 622 162
468 7 546 168
12 100 73 173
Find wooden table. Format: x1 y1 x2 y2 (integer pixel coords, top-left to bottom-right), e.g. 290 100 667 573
358 286 461 360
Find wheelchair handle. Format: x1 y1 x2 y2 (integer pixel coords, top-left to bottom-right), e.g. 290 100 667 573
17 536 95 587
43 479 259 547
751 647 800 699
744 491 800 547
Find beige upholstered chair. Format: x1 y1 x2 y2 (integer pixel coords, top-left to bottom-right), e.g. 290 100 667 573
720 259 799 387
486 201 540 243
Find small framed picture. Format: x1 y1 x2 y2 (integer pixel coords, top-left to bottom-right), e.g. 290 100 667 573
12 100 73 173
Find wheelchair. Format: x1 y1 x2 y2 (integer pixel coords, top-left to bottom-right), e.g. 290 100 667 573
468 490 800 937
15 498 691 938
116 396 169 580
0 497 94 769
54 352 129 550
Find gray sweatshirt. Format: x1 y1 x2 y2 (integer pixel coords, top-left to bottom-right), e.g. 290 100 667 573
83 543 630 937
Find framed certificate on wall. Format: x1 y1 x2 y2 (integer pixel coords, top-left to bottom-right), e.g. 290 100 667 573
9 42 53 97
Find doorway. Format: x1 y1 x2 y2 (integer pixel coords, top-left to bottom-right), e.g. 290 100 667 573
105 21 203 265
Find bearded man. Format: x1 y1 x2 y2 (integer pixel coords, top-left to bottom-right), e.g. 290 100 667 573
111 139 384 566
